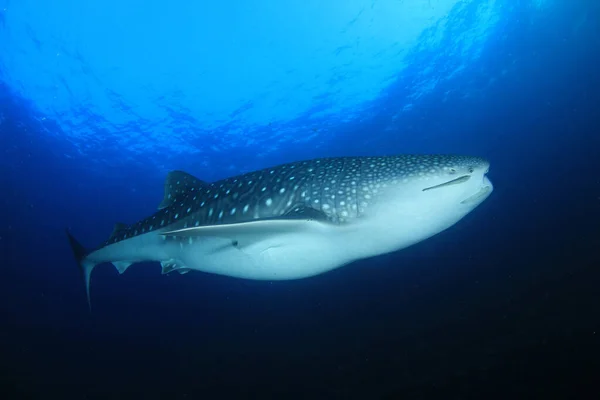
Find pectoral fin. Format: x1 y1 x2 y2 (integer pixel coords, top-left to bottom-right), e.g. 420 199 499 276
160 218 324 239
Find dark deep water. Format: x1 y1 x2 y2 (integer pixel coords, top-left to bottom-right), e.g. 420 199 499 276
1 1 600 398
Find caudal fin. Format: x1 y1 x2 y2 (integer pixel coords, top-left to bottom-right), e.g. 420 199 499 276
65 230 95 310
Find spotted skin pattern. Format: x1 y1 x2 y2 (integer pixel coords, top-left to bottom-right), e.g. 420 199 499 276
102 155 487 247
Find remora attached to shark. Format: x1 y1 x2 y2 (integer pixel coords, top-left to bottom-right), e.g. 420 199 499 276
67 154 493 306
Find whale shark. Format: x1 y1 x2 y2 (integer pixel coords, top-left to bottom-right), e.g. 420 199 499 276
67 154 493 306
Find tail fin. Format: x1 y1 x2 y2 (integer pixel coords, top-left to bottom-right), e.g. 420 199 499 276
66 230 95 310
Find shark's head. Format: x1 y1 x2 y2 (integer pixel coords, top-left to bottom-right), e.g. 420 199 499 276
418 155 493 208
362 155 494 246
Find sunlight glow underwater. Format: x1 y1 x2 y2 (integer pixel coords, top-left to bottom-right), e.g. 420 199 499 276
0 0 548 168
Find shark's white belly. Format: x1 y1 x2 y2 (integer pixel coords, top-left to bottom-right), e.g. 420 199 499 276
88 223 351 280
167 198 477 280
178 231 346 280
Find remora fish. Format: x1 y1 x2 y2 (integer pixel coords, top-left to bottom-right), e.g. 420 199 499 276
67 154 493 306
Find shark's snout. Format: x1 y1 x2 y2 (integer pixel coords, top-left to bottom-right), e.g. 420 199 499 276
483 174 493 191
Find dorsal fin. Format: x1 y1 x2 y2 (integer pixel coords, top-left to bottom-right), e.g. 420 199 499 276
109 222 128 241
158 170 209 210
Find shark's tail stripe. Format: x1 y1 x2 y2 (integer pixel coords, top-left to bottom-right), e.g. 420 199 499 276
66 230 95 310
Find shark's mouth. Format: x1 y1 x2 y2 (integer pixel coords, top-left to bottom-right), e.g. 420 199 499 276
422 175 471 192
461 184 492 204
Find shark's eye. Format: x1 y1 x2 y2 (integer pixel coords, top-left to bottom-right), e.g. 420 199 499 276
449 168 457 175
468 167 474 173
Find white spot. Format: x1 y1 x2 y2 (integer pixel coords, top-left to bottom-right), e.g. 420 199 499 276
195 221 200 227
265 198 273 206
161 220 165 226
279 188 286 194
323 204 330 210
188 237 193 245
208 208 213 217
262 187 267 192
218 211 223 219
174 213 179 219
230 208 236 215
243 204 249 213
289 176 295 180
187 208 191 213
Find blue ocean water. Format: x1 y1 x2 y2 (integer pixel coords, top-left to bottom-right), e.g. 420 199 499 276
1 0 599 398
